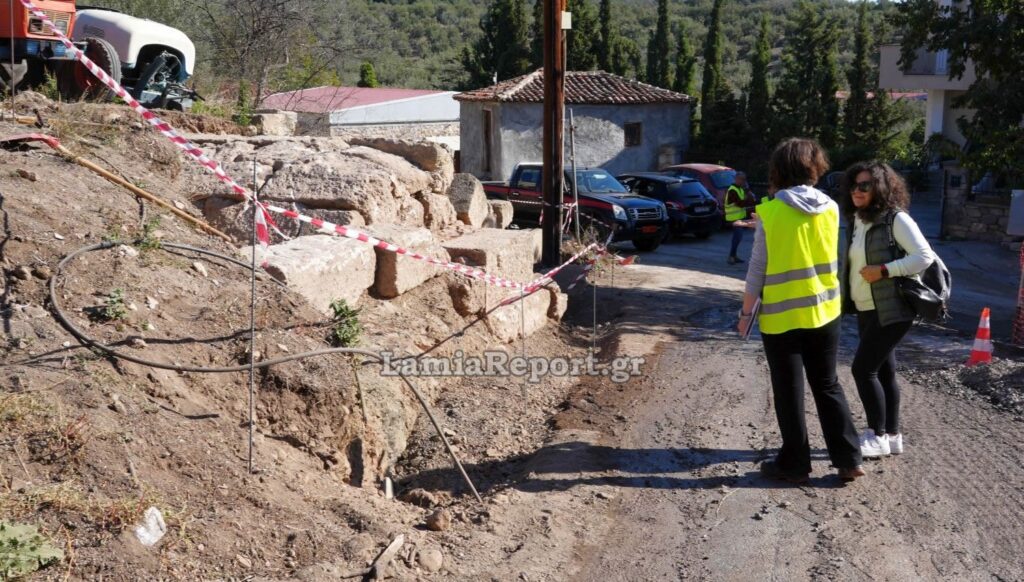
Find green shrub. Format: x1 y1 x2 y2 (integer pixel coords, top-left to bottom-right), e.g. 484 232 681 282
328 299 361 347
0 522 63 578
103 289 128 322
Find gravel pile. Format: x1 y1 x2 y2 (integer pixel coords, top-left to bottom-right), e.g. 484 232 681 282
905 359 1024 418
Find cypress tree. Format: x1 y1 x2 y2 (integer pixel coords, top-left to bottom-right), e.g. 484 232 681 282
746 15 771 142
701 0 726 110
844 1 872 143
673 28 696 96
645 30 657 84
598 0 614 71
462 0 533 87
531 0 544 68
652 0 672 88
566 0 599 71
817 41 841 149
773 0 836 142
357 62 379 88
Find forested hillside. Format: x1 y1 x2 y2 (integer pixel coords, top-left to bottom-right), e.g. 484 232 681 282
90 0 899 95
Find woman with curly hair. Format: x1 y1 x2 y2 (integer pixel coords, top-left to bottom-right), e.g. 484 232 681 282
840 161 935 458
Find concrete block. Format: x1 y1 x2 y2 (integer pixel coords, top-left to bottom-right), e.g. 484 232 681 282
365 224 449 298
247 235 375 312
442 228 540 283
447 174 489 227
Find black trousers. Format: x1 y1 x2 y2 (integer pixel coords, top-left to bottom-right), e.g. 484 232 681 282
852 310 912 435
761 317 862 473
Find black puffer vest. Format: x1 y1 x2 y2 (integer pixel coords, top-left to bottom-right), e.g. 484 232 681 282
841 209 917 326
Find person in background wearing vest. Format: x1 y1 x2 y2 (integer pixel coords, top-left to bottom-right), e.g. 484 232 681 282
840 161 935 458
725 172 758 264
738 138 865 484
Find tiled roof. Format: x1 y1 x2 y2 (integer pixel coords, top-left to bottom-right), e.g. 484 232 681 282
454 70 692 105
261 86 445 113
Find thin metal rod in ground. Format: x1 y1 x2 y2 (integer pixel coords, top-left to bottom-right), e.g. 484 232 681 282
46 241 484 503
520 288 527 397
592 266 598 354
247 159 258 474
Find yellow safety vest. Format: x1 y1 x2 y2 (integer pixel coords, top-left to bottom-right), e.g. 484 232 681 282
757 198 841 334
724 185 747 222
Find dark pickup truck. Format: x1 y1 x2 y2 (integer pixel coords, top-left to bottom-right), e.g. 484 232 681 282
482 162 669 251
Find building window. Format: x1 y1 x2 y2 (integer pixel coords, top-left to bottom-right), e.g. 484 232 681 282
624 122 642 147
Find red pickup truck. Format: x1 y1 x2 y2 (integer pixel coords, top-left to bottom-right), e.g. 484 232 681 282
482 162 669 251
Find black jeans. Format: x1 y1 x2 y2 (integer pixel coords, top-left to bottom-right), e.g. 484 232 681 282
761 317 862 473
852 310 912 435
729 225 745 258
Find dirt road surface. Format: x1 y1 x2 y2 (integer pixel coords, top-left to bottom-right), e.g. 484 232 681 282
438 220 1024 581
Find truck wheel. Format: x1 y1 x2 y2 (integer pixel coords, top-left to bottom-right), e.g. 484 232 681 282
632 237 661 252
59 37 121 102
132 52 181 102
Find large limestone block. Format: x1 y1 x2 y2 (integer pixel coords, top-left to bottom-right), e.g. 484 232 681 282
419 193 458 231
248 235 375 311
348 137 455 193
485 289 553 342
251 110 297 136
486 199 514 229
345 146 433 195
365 224 450 298
442 228 540 283
201 197 365 241
258 152 423 227
446 174 489 228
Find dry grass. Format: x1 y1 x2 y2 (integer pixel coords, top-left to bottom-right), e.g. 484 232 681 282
0 480 158 532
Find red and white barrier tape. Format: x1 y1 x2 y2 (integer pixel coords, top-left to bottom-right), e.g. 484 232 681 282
22 0 601 293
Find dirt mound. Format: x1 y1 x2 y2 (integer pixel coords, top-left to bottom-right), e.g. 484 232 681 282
0 101 585 579
904 358 1024 418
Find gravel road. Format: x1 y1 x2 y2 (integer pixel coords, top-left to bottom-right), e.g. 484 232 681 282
437 226 1024 581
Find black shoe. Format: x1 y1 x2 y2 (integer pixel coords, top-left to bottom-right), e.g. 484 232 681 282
760 460 810 484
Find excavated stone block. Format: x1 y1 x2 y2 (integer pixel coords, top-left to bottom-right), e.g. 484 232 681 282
419 193 458 231
202 197 366 241
251 110 297 136
441 228 540 283
446 174 489 228
348 137 455 193
245 235 375 311
365 224 450 298
486 199 514 229
485 289 553 343
345 146 433 195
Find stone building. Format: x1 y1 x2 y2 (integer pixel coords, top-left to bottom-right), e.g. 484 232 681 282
455 70 692 181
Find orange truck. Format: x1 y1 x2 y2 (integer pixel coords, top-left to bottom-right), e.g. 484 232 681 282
1 0 197 108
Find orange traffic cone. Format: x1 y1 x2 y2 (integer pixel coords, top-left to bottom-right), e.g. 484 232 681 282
966 307 993 366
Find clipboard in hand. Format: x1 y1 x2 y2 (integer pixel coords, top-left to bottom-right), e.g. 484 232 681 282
742 298 761 341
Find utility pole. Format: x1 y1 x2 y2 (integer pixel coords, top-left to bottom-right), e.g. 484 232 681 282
541 0 566 267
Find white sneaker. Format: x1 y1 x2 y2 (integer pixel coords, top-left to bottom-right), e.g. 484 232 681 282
888 433 904 455
859 429 890 457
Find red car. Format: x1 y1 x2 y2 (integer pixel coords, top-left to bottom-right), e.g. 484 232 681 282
660 163 738 207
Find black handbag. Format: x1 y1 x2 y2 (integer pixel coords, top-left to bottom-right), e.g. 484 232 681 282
886 212 952 322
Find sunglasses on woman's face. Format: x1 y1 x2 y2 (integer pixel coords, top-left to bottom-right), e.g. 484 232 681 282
852 181 872 193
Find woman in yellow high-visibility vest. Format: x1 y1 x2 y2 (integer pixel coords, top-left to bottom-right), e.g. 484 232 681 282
738 138 865 484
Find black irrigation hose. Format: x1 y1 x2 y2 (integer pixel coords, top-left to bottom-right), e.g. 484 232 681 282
47 241 483 502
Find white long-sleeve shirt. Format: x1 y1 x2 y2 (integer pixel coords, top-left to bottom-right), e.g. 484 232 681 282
848 212 935 312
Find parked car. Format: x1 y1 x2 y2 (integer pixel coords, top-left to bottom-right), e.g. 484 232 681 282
482 162 669 251
617 173 723 239
660 163 738 207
